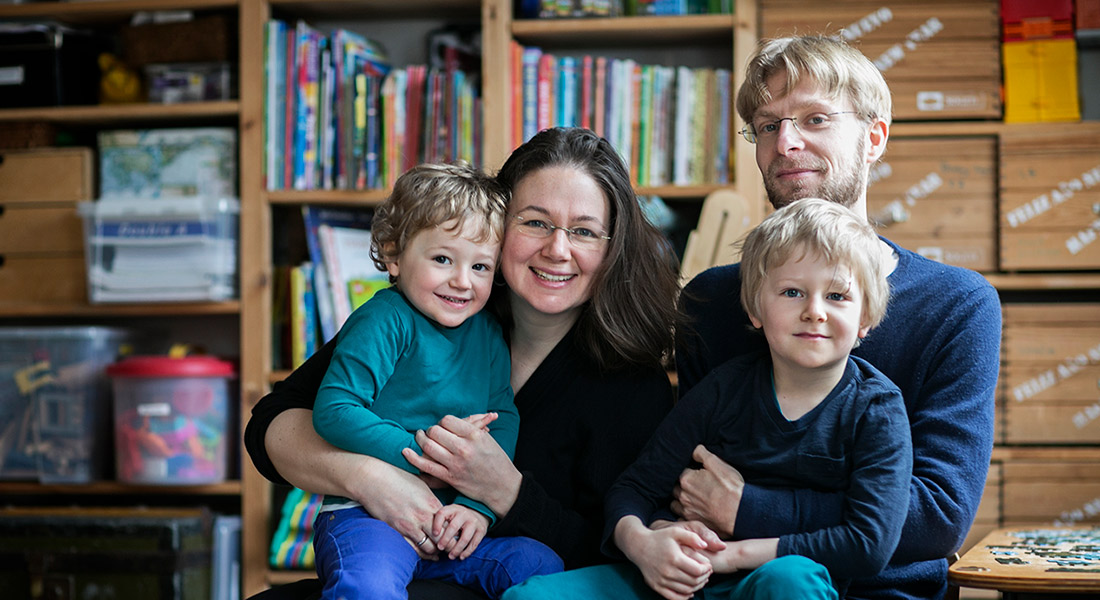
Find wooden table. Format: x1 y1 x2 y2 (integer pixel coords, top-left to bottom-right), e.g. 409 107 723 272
949 526 1100 599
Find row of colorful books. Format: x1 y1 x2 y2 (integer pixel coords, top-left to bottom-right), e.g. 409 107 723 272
510 43 733 187
522 0 732 18
263 20 482 193
274 206 390 369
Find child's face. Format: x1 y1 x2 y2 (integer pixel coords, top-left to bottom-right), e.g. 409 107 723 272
387 218 500 328
748 247 870 372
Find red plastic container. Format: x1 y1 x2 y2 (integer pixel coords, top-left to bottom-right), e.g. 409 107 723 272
107 356 236 484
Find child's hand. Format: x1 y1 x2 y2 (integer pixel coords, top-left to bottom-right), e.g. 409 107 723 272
616 516 714 600
462 412 498 432
432 504 489 560
702 537 779 574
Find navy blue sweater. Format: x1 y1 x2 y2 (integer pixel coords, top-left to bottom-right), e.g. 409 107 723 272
605 353 912 591
676 238 1001 600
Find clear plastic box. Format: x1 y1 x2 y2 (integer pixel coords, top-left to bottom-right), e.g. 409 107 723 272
78 196 240 302
0 327 132 483
107 355 236 485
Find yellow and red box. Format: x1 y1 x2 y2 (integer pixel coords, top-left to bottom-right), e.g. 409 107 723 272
1002 0 1075 40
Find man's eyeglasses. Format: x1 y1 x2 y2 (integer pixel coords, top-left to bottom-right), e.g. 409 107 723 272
510 214 611 248
739 111 861 144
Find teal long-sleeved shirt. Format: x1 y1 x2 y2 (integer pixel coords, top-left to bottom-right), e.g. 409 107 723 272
313 287 517 523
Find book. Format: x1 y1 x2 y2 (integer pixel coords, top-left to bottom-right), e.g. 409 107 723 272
301 206 373 340
289 262 319 368
318 224 390 330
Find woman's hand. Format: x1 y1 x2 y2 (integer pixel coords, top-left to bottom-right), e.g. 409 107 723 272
264 409 445 559
615 516 715 600
402 414 522 518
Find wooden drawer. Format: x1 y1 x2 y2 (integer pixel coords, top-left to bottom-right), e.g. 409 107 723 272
760 0 1002 120
999 129 1100 270
0 204 84 254
0 255 86 304
1002 461 1100 525
0 148 94 204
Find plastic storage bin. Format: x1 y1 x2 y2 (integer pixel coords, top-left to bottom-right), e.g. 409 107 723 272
0 327 131 482
79 196 240 302
108 355 235 484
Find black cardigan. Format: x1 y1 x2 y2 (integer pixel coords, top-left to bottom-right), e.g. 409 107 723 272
244 323 673 570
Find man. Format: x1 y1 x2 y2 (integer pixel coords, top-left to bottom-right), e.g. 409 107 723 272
673 35 1002 600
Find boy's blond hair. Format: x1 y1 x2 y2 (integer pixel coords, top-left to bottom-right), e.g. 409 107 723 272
740 198 889 330
370 163 508 276
736 35 892 129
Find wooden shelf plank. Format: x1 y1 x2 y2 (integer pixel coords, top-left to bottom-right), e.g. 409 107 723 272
992 446 1100 461
891 120 1100 137
985 272 1100 291
0 301 240 318
269 0 479 20
0 0 236 22
0 480 241 495
0 102 239 125
512 14 735 45
267 188 389 206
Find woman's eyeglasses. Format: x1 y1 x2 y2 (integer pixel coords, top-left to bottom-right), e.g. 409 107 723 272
510 214 611 248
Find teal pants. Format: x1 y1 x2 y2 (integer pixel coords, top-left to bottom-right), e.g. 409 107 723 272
502 555 837 600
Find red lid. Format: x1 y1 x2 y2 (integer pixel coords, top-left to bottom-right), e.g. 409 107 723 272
107 355 236 378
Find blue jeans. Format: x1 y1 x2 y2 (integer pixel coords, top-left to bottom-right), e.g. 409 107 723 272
501 555 837 600
314 506 563 600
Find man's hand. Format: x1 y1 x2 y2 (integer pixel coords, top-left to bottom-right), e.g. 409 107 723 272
671 445 745 538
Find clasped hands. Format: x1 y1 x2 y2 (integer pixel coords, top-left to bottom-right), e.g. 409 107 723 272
397 412 518 561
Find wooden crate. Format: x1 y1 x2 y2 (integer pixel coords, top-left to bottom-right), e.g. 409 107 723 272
999 128 1100 270
962 461 1002 554
759 0 1002 120
1001 304 1100 445
1002 460 1100 525
0 148 93 204
868 137 996 271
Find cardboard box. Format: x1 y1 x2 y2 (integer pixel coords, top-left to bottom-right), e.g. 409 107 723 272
760 0 1002 120
0 507 213 599
1003 39 1081 123
0 24 105 108
999 127 1100 270
0 148 93 204
1002 460 1100 525
868 137 997 271
120 15 235 67
1000 304 1100 444
98 128 237 200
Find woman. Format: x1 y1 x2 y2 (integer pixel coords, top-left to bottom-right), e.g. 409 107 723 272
245 127 682 599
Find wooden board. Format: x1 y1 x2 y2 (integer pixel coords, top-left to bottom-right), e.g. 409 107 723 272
0 148 93 204
949 526 1100 593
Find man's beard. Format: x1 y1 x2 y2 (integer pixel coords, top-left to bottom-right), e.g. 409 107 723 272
764 143 867 210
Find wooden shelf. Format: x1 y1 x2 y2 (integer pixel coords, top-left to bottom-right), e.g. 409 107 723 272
0 301 240 318
992 446 1100 462
512 13 736 45
891 120 1100 137
0 0 236 22
268 0 479 20
0 480 241 495
985 272 1100 291
267 568 314 586
267 188 389 206
0 102 239 126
